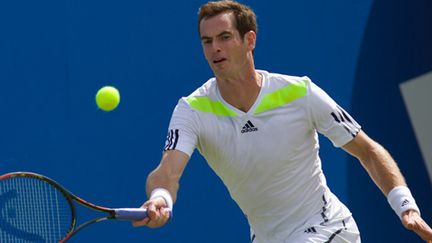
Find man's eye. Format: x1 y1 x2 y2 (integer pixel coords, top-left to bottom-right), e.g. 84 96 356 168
221 35 231 40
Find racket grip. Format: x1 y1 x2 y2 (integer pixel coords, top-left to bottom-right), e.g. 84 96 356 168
114 208 148 220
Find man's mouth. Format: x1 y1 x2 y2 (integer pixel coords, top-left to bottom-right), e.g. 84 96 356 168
213 58 227 64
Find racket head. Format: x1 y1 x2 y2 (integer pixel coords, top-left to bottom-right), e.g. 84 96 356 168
0 172 76 242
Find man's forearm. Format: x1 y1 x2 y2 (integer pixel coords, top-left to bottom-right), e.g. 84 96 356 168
358 142 406 195
146 167 180 203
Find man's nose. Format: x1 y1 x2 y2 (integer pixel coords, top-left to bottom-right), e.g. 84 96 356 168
212 41 221 52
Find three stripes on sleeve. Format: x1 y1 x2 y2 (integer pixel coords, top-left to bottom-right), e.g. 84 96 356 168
330 106 360 138
164 129 179 151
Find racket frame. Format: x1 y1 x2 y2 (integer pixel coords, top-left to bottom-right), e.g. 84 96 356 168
0 172 119 242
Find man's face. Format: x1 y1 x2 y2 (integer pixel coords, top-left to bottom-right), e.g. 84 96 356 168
199 12 253 77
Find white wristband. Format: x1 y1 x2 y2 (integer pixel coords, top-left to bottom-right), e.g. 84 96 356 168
387 186 420 220
150 188 173 210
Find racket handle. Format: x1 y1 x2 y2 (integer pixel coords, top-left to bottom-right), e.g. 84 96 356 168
114 208 173 220
114 208 148 220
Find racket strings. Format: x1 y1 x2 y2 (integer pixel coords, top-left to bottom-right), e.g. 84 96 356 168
0 177 73 242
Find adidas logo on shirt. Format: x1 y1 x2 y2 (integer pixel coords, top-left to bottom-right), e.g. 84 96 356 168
304 227 317 234
241 120 258 133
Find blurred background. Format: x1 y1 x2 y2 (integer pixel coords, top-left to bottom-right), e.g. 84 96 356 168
0 0 431 242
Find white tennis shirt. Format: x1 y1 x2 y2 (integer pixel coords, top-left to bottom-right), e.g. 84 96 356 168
164 70 361 242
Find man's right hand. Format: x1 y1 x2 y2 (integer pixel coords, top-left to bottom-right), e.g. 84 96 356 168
132 197 171 228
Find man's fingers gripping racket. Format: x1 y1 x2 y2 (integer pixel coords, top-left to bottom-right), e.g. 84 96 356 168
133 198 172 228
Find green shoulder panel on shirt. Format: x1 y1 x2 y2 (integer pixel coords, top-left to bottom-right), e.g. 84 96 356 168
254 79 308 115
186 96 238 117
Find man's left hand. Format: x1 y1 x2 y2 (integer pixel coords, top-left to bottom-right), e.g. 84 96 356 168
402 209 432 243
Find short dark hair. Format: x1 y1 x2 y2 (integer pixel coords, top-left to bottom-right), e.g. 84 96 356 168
198 0 258 39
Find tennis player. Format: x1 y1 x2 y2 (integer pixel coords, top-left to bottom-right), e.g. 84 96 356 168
134 1 432 242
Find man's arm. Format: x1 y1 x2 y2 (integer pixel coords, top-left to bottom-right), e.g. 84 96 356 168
133 149 189 228
342 130 405 194
342 130 432 242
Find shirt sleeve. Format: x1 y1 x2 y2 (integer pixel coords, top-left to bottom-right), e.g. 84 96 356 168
163 98 199 157
306 79 361 147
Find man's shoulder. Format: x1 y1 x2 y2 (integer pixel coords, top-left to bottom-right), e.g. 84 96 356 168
186 77 217 98
260 70 312 94
264 70 310 85
174 77 217 110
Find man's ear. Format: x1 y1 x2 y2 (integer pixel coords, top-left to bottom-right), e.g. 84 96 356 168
245 30 257 51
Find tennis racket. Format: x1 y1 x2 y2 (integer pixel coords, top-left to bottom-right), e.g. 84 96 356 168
0 171 152 242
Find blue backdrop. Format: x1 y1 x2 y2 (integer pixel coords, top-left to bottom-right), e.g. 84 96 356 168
0 0 430 242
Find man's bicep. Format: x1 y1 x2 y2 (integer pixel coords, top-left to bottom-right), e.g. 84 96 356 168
341 130 376 162
307 81 361 147
164 99 198 157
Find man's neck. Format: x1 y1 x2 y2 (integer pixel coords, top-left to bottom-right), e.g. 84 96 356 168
216 69 262 113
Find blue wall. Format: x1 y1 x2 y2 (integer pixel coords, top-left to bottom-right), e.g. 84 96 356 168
0 0 430 242
348 0 432 242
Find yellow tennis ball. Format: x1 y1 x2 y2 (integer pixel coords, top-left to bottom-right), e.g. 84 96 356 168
95 86 120 111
